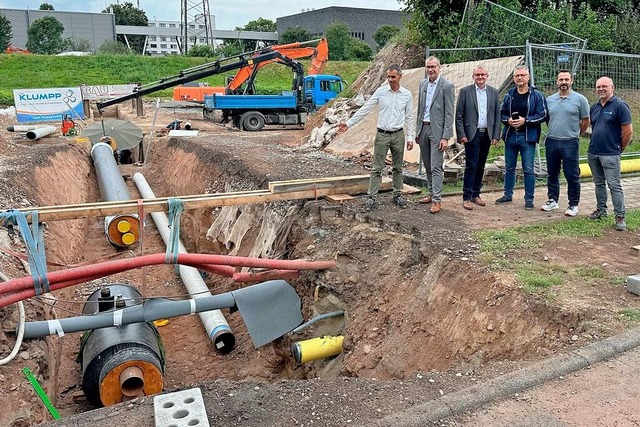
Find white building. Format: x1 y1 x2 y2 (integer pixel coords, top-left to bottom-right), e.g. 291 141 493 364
144 15 217 56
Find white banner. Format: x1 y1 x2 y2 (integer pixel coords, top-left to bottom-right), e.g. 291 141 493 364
80 84 138 101
13 87 84 123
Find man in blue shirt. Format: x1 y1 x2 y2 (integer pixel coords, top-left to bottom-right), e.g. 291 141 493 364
495 66 547 210
541 70 590 217
588 76 633 231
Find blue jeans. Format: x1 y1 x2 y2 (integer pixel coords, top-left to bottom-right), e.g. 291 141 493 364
462 130 491 201
587 153 625 217
545 137 580 206
503 132 535 202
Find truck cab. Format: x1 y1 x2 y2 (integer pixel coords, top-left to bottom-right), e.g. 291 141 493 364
304 75 345 110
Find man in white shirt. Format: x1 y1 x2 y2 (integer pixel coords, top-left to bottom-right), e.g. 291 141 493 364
338 64 415 212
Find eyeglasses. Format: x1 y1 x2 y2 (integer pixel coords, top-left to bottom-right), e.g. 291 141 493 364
473 73 487 77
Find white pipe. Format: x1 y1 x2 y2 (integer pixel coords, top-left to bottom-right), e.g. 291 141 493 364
7 125 39 132
132 172 235 354
26 126 57 140
0 272 25 366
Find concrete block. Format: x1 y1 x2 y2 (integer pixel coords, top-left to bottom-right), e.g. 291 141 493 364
154 387 209 427
626 274 640 296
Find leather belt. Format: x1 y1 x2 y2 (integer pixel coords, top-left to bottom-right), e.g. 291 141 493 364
377 128 402 134
477 127 487 132
422 121 431 125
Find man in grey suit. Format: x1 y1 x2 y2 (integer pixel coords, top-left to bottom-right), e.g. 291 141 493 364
456 65 501 210
416 56 455 214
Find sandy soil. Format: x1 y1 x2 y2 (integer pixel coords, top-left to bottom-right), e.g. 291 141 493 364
0 101 638 427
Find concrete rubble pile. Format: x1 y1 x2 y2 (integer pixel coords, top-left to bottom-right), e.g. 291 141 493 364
301 93 367 150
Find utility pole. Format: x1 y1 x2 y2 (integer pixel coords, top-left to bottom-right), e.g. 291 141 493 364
180 0 214 54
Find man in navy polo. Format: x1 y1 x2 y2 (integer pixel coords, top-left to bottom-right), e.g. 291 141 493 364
588 76 633 231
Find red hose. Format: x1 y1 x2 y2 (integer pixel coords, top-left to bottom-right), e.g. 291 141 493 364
0 253 335 307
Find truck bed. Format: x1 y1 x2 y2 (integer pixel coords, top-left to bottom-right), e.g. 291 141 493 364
204 94 298 110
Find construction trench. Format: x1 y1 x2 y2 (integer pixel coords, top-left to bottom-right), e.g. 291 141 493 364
0 106 593 426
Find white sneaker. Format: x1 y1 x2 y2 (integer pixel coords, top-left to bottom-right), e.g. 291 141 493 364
565 205 579 217
540 200 559 211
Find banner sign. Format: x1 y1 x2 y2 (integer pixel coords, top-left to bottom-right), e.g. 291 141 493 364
13 87 84 123
80 84 138 101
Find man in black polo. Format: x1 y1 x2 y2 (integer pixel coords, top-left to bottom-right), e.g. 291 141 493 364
588 76 633 231
338 64 415 212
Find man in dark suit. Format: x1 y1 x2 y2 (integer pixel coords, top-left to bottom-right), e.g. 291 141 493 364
455 65 501 210
415 56 455 214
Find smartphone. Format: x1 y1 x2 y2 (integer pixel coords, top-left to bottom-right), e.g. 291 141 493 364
511 112 520 120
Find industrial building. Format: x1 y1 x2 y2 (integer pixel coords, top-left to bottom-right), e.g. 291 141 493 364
276 6 408 50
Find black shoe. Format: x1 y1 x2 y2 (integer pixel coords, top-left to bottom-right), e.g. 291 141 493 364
393 195 407 208
589 209 607 220
361 197 377 213
524 201 534 210
495 196 513 204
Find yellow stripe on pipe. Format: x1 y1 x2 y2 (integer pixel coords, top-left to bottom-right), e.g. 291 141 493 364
580 159 640 178
291 335 344 364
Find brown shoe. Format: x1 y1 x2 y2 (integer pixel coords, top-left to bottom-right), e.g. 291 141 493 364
471 197 486 206
430 202 441 214
418 195 432 204
463 200 473 210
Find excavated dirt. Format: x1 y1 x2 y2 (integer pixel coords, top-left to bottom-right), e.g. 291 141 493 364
0 103 639 427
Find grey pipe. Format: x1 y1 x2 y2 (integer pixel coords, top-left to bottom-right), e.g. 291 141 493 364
292 310 344 333
26 126 57 140
132 172 235 353
90 142 139 247
7 125 39 132
22 292 237 339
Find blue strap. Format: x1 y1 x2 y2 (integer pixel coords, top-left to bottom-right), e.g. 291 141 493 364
165 198 184 267
0 209 50 295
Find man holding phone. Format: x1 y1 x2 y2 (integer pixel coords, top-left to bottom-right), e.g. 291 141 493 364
495 65 548 209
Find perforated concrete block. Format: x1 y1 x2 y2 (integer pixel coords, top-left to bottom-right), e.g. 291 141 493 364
154 387 210 427
626 274 640 296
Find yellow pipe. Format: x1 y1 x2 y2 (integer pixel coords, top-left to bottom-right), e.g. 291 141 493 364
580 158 640 177
291 335 344 364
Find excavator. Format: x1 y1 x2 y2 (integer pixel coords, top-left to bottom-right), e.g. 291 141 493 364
172 38 330 102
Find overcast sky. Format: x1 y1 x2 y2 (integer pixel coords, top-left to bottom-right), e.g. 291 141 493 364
0 1 405 30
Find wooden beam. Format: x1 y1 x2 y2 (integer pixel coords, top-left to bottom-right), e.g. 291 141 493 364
268 175 372 193
1 176 391 224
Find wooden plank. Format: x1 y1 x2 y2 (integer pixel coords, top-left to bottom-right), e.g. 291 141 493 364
1 178 393 224
269 175 371 193
401 183 421 195
325 194 354 204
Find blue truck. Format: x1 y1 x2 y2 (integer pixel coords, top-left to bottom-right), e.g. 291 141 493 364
97 47 344 132
203 74 344 131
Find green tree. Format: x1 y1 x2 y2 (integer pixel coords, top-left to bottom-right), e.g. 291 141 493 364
102 2 148 54
324 22 352 60
0 13 12 52
216 40 243 57
39 3 54 10
279 26 312 44
239 17 276 32
66 37 92 52
373 25 401 50
347 39 373 60
188 44 215 57
403 0 466 46
26 16 66 54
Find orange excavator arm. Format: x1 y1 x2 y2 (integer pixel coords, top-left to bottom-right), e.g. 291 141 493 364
226 38 329 92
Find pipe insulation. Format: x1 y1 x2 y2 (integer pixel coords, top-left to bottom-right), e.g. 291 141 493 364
26 126 57 140
90 142 140 247
132 172 235 354
79 284 164 406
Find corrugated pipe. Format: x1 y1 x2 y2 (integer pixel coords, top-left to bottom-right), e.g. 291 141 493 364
26 126 57 140
132 172 235 354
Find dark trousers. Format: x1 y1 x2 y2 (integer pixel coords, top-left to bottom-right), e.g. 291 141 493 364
462 130 491 201
545 137 580 206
